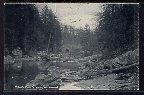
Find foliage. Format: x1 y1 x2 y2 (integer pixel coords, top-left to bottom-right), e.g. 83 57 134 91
5 4 62 55
40 6 62 52
94 4 138 56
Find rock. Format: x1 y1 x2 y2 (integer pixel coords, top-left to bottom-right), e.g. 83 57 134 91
12 47 23 58
49 80 61 87
25 80 35 88
4 55 14 64
44 74 56 82
35 74 46 80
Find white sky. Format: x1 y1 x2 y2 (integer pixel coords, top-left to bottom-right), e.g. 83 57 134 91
5 3 138 30
36 3 104 29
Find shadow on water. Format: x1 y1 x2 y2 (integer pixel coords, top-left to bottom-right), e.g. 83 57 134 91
5 60 39 90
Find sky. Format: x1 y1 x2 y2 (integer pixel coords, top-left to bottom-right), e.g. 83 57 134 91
36 3 104 30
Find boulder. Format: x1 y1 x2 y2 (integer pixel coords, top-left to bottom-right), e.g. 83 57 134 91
44 74 56 83
35 74 46 80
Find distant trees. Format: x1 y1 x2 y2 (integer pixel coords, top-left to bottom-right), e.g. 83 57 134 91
5 4 62 55
61 24 95 56
80 24 91 51
61 25 81 51
79 24 95 54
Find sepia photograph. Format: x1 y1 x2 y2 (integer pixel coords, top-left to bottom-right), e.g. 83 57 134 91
4 3 139 90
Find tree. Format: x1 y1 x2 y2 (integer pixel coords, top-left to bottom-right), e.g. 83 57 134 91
80 24 91 51
94 4 138 56
5 4 42 55
5 4 62 55
40 5 62 52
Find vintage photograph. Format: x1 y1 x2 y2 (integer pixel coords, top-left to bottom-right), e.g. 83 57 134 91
4 3 139 90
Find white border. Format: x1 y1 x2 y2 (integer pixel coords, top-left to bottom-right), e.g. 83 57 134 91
4 3 139 5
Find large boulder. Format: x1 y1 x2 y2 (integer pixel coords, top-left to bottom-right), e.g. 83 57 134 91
4 55 14 64
102 48 139 70
12 47 23 58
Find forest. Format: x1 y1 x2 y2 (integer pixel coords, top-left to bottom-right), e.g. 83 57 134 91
4 4 139 90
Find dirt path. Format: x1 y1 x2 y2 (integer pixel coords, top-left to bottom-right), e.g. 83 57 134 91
59 82 84 90
59 74 119 90
74 74 126 90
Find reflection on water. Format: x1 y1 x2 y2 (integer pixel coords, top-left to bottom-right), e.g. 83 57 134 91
5 60 39 90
